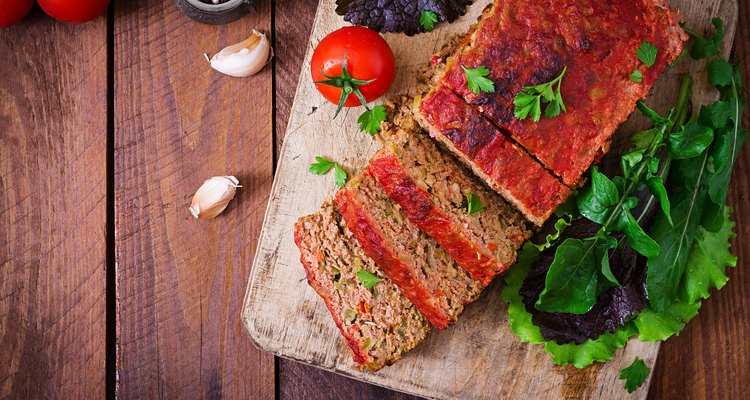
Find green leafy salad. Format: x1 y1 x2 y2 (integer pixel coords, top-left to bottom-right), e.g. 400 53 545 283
502 18 745 392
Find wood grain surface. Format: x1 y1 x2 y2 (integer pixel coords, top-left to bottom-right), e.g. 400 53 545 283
0 7 108 399
0 0 748 398
113 1 274 398
266 1 749 399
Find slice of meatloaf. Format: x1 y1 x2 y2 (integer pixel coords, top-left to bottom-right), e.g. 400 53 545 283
335 171 483 330
294 200 430 371
369 98 532 285
419 86 571 226
430 0 685 187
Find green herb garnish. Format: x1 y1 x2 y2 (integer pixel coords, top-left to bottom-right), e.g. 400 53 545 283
636 41 658 67
513 66 567 122
356 269 384 289
358 105 386 136
620 358 650 393
502 18 744 373
462 65 495 95
419 11 438 32
467 193 484 215
630 69 643 83
309 156 348 187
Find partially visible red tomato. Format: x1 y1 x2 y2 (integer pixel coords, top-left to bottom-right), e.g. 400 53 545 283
0 0 34 28
38 0 109 23
311 26 395 111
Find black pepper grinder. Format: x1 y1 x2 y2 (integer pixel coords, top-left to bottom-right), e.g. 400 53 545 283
174 0 257 25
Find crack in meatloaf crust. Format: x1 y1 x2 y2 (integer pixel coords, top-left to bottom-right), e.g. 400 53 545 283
336 171 484 330
427 0 686 188
419 86 571 226
370 97 533 285
294 200 431 371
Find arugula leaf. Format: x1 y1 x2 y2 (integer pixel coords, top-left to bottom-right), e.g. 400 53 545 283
356 269 383 289
699 101 731 130
630 69 643 83
514 66 567 121
309 156 336 175
620 358 651 393
636 41 658 67
646 176 672 225
467 193 484 215
310 156 348 187
462 65 495 94
668 121 714 159
683 18 724 60
535 233 616 314
333 164 348 187
357 105 386 136
419 10 438 32
577 167 620 224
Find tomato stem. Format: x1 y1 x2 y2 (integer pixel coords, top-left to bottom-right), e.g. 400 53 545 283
314 53 375 118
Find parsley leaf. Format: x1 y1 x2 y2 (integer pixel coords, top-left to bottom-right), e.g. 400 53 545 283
419 10 438 32
356 269 384 289
620 358 650 393
467 193 484 215
357 105 386 136
333 164 348 187
513 66 567 122
309 156 335 175
310 156 348 187
636 41 658 67
630 69 643 83
462 65 495 94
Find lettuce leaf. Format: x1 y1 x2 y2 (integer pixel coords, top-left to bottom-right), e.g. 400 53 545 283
502 208 736 367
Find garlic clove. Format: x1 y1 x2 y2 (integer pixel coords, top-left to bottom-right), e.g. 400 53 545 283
189 176 241 219
208 30 272 78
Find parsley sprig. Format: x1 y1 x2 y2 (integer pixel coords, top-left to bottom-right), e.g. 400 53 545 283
419 11 438 32
356 269 384 289
309 156 348 187
462 65 495 94
467 193 484 215
620 358 651 393
631 41 658 82
513 66 567 122
357 105 386 136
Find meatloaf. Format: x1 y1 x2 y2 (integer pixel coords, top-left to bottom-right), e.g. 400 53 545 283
427 0 686 187
294 201 431 370
419 86 571 226
369 97 533 285
336 171 483 330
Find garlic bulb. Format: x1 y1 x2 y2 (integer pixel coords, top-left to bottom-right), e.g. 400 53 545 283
189 176 241 219
208 30 272 77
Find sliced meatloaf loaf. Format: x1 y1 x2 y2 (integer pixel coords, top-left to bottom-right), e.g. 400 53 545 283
336 171 483 330
369 97 532 285
428 0 685 187
419 86 571 226
294 200 431 371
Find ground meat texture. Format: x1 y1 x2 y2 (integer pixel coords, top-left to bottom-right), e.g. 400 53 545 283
419 86 571 226
335 0 473 36
432 0 686 187
336 172 483 330
294 201 431 370
370 98 532 285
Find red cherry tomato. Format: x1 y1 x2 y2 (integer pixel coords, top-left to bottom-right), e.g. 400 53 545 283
0 0 34 28
310 26 395 109
38 0 109 24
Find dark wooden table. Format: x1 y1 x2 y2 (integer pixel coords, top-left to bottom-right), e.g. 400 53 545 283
1 1 748 398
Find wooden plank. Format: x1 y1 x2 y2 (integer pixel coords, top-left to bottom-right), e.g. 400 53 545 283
0 9 107 399
649 1 750 398
113 1 275 398
246 0 741 399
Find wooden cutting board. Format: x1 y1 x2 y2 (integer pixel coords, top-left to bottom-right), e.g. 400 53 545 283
243 1 737 398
